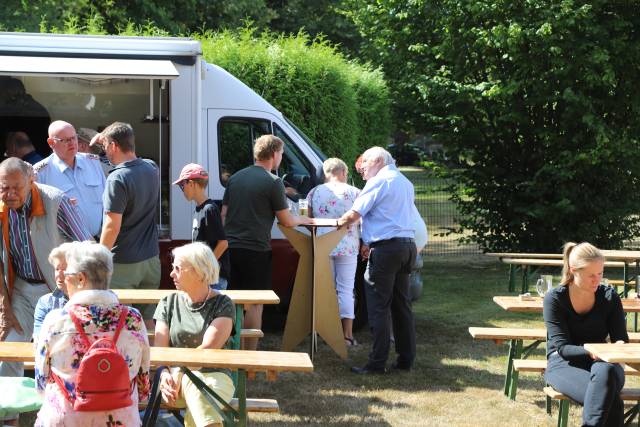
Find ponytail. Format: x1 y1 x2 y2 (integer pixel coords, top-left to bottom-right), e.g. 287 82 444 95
560 241 603 286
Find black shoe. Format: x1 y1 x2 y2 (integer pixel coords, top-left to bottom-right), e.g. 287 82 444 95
351 365 387 375
390 361 411 372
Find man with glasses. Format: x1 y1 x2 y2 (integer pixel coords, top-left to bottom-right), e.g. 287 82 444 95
34 120 106 239
0 158 91 424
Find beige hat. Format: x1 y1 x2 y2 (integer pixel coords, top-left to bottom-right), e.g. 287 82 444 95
77 127 98 143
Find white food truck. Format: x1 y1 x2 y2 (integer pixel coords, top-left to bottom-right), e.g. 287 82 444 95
0 32 421 328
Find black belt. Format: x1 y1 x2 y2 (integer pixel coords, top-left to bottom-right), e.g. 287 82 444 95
369 237 415 248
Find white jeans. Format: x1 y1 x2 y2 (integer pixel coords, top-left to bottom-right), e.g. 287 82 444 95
330 255 357 320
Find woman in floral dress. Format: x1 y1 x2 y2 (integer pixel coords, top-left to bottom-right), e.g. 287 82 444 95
34 241 150 427
308 157 361 346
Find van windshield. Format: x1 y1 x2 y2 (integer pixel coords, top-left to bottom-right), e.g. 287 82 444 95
284 116 326 161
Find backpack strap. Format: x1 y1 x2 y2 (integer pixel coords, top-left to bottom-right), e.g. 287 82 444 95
68 306 92 349
112 306 129 344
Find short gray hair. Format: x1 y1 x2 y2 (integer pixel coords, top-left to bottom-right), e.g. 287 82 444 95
172 242 220 285
0 157 33 178
322 158 348 177
362 146 395 166
48 242 75 266
65 241 114 290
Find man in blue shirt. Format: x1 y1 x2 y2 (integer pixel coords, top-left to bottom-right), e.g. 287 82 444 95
337 146 417 374
34 120 106 239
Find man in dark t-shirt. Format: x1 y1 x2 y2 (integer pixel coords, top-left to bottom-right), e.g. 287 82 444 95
173 163 230 288
221 134 312 350
93 122 160 320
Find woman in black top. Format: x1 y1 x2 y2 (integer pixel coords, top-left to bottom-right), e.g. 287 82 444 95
544 242 628 427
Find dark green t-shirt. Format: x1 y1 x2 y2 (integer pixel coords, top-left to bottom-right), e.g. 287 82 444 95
222 165 289 251
154 291 235 373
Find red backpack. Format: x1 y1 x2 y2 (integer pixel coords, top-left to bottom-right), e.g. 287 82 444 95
52 306 133 412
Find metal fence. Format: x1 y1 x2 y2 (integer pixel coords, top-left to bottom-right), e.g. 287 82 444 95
402 167 481 256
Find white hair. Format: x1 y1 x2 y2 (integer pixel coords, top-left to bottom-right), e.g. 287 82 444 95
362 146 395 166
172 242 220 285
65 241 113 290
322 158 348 177
48 242 75 266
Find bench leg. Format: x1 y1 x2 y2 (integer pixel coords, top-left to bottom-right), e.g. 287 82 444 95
503 339 523 400
508 265 516 293
546 394 551 415
231 304 244 394
557 400 569 427
236 370 247 427
522 266 528 294
623 402 639 427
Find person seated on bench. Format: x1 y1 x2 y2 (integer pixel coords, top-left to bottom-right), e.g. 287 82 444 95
34 241 151 427
544 242 629 427
153 242 235 427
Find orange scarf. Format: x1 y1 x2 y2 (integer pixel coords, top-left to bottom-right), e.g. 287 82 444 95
0 184 46 299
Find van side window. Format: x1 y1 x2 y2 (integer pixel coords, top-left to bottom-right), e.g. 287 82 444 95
218 118 271 187
273 123 314 198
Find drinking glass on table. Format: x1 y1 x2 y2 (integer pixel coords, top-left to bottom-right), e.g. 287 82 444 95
298 198 309 217
542 275 553 292
535 278 547 297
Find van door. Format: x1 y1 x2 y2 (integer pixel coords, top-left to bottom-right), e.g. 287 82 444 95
206 109 320 303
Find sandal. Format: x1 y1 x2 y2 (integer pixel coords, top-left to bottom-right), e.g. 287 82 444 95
345 337 358 347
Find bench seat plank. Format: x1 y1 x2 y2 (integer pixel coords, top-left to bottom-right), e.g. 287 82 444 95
139 398 279 413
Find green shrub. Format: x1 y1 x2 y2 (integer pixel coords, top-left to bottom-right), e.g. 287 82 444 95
198 28 391 168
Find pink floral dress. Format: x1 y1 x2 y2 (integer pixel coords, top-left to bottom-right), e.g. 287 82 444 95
308 181 360 257
34 290 151 427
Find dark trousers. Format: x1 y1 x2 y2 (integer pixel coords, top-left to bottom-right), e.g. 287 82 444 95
545 352 625 427
363 240 417 369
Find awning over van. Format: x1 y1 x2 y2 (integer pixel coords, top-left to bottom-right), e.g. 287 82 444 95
0 55 179 79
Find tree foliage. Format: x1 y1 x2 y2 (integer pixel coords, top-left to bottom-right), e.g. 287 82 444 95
348 0 640 251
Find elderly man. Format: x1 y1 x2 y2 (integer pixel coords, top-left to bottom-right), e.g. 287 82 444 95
34 121 106 239
221 134 312 350
0 158 91 422
337 146 417 374
93 122 160 318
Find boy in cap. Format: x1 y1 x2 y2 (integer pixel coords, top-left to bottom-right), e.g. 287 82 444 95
174 163 230 289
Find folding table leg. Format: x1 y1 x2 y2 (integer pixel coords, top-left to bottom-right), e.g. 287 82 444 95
503 339 523 400
557 400 569 427
508 265 516 293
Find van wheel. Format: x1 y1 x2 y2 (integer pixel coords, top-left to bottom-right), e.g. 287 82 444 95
352 256 368 331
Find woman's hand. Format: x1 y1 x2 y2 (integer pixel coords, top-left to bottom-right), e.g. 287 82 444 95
159 369 180 406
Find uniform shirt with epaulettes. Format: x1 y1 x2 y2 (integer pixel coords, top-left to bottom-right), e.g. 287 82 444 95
34 152 106 237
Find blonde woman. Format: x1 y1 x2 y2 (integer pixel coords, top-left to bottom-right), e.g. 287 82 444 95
153 242 235 427
544 242 628 426
308 157 360 346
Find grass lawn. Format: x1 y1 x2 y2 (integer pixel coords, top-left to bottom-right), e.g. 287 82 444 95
247 256 639 426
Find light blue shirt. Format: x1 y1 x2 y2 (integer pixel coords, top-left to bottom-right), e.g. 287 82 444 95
351 164 415 245
34 152 106 236
32 287 68 342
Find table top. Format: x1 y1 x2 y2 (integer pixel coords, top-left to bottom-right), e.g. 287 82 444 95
500 258 627 268
0 342 313 372
112 289 280 305
584 343 640 368
489 251 640 262
493 295 640 313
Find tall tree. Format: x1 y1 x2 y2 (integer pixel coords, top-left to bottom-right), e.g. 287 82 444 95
348 0 640 251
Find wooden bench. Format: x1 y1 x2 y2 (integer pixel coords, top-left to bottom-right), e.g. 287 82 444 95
469 327 640 400
544 386 640 427
1 342 313 427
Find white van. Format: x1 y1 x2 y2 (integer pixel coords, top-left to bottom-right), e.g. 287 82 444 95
0 32 421 327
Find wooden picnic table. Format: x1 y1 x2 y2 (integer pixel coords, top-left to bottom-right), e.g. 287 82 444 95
493 295 640 313
492 251 640 296
0 342 313 427
112 289 279 352
112 289 280 306
584 343 640 371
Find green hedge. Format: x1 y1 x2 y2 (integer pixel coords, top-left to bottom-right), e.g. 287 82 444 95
198 28 391 168
32 18 391 171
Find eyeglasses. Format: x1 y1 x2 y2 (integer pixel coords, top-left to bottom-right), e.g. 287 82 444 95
51 135 78 145
178 181 189 191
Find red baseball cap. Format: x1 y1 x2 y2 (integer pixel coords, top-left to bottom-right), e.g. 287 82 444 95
173 163 209 185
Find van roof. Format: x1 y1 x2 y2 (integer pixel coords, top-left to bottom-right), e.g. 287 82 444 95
0 32 201 61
